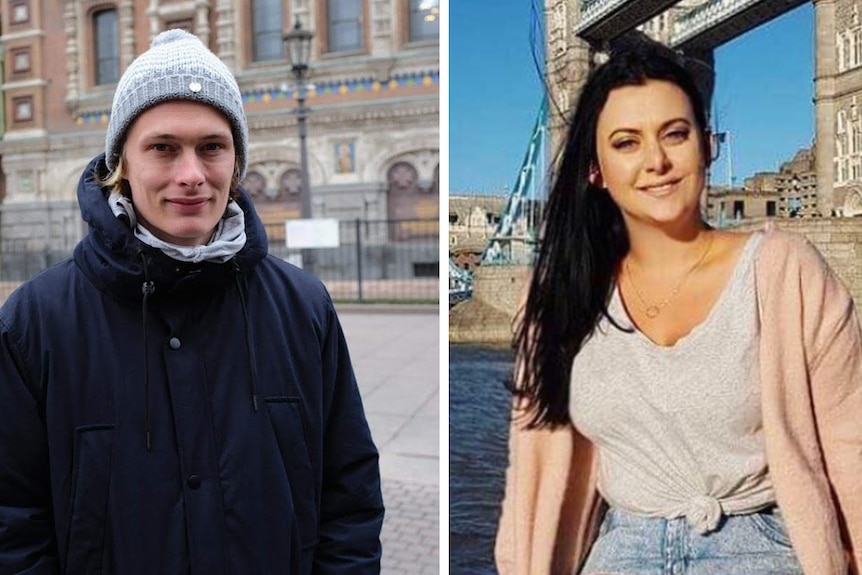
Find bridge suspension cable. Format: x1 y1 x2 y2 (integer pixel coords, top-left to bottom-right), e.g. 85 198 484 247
481 101 548 265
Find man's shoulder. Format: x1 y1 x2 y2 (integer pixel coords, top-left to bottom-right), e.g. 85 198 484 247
251 255 333 314
1 259 80 316
0 260 81 357
255 255 327 292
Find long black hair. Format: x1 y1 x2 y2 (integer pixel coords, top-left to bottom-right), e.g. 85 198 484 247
513 37 711 429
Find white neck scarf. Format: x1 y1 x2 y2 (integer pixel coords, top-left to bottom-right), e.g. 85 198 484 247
109 193 247 263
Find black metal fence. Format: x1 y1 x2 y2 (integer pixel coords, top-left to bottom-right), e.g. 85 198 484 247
0 206 439 305
264 218 439 303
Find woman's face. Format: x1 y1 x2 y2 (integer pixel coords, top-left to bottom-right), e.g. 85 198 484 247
592 79 707 233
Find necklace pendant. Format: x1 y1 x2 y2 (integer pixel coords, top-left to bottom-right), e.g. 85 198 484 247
645 305 661 319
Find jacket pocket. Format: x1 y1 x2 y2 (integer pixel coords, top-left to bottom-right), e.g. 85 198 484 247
264 398 319 550
65 424 115 575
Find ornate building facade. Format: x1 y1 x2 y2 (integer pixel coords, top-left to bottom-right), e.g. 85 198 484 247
828 0 862 216
0 0 439 252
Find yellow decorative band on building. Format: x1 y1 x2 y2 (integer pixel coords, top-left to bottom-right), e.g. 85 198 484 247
75 113 111 126
73 71 438 124
242 71 439 104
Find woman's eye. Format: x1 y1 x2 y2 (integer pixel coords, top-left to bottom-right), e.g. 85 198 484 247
611 139 637 150
152 143 171 152
665 129 690 142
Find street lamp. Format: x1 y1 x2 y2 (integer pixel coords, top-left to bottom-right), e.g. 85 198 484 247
284 18 314 220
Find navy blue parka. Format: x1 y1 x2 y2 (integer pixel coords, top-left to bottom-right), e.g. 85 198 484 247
0 155 384 574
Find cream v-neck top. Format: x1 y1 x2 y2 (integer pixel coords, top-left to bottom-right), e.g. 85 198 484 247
497 230 861 575
569 232 775 533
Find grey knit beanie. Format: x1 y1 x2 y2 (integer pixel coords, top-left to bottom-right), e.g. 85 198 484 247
105 29 248 179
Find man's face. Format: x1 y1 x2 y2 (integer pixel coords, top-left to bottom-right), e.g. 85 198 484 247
122 100 235 246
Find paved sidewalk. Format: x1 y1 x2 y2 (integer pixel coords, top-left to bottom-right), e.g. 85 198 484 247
338 309 440 575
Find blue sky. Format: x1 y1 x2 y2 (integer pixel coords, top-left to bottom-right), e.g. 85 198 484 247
449 1 815 194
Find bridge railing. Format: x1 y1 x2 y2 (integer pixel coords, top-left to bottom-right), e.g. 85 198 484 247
0 211 439 305
579 0 627 32
673 0 736 44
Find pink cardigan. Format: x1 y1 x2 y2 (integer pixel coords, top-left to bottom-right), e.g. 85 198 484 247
495 230 862 575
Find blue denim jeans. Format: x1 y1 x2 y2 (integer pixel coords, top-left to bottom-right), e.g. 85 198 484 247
579 506 804 575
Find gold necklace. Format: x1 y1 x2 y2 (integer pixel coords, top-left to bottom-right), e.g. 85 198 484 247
624 234 714 319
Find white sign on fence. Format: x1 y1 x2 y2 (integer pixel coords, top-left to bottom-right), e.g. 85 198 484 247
285 218 340 249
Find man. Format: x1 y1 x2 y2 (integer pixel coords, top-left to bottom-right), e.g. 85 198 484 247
0 29 383 574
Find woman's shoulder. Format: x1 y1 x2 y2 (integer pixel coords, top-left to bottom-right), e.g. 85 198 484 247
708 229 757 263
753 227 830 272
701 227 837 295
710 227 812 258
746 226 852 311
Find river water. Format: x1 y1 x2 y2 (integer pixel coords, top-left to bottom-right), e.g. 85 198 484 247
449 344 514 575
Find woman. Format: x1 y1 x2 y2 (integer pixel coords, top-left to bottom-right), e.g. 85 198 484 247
495 40 861 574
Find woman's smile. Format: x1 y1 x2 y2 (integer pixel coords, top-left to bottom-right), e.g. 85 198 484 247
637 178 682 196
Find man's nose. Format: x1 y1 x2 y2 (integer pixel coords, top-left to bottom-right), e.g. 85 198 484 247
176 152 205 188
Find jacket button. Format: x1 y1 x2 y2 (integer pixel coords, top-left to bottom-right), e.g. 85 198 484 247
169 337 181 350
187 474 201 489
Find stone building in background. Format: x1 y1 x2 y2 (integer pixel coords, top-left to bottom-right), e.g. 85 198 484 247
705 146 819 224
0 0 439 266
704 183 779 225
830 0 862 216
448 195 505 270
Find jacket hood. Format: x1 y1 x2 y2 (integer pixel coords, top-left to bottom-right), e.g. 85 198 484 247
74 154 268 305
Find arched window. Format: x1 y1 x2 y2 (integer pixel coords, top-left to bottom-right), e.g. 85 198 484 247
846 189 862 216
94 9 119 85
389 162 418 192
852 31 858 69
326 0 363 53
387 160 438 239
280 168 302 197
278 169 303 217
252 0 284 62
387 161 418 239
838 33 846 72
408 0 439 42
242 171 266 199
